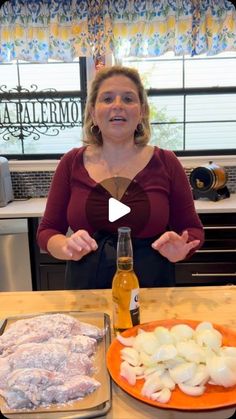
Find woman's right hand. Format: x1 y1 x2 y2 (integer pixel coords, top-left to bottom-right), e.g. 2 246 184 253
62 229 98 261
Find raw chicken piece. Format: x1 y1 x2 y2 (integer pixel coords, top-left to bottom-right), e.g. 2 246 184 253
3 368 63 407
60 352 94 377
0 313 103 410
48 334 97 356
41 375 100 405
1 389 29 410
0 357 11 389
1 369 100 409
9 342 67 371
0 330 51 357
7 368 63 389
0 313 103 357
72 320 104 340
8 342 93 376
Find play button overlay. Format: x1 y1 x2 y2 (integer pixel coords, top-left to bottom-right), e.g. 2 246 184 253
108 197 131 222
86 176 150 235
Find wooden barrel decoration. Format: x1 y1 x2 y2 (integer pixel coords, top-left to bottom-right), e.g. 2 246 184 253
190 161 228 192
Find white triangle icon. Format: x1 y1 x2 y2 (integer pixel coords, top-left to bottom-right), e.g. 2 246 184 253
108 197 131 222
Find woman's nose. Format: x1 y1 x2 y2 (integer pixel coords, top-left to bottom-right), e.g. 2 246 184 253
112 96 122 107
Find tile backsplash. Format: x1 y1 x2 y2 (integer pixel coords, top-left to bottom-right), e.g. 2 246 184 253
11 165 236 199
11 171 54 199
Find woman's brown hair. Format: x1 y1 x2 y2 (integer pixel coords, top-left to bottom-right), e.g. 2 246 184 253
83 65 151 146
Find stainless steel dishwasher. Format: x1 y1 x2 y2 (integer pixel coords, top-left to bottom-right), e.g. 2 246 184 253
0 219 32 291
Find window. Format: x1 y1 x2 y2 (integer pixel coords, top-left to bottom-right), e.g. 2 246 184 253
0 58 87 158
120 52 236 155
1 52 236 158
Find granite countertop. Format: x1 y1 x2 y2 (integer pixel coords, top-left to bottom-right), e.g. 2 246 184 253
0 194 236 218
0 198 46 218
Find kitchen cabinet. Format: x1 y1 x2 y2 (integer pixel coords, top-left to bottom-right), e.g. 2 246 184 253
39 265 65 290
38 253 66 290
34 212 236 290
175 213 236 286
1 197 236 290
22 216 66 291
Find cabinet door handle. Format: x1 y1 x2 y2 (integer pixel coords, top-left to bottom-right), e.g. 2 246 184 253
192 273 236 277
197 249 236 253
204 226 236 230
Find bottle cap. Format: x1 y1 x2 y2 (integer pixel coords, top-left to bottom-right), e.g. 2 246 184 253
118 226 131 234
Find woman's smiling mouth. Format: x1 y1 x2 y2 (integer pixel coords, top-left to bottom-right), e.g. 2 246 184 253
109 116 127 122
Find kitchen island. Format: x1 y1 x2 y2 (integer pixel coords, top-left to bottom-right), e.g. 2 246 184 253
0 286 235 419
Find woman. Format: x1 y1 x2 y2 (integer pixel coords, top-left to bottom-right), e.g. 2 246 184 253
37 65 204 289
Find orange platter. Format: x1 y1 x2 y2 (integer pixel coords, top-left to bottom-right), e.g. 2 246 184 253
106 319 236 411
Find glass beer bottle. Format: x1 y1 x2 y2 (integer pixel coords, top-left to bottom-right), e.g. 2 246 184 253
112 226 140 334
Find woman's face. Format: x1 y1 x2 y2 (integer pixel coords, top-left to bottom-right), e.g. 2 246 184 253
90 75 143 143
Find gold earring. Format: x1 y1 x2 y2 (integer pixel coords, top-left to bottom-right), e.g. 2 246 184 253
135 123 144 135
90 124 101 136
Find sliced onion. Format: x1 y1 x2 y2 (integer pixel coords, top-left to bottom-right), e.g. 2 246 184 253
121 347 140 366
139 350 156 368
165 355 186 369
184 364 209 386
154 326 173 345
120 361 137 385
133 332 159 355
150 388 172 403
151 344 177 362
195 321 214 333
170 324 194 342
207 354 236 387
169 362 197 384
159 371 176 390
220 346 236 357
176 340 205 363
195 328 222 351
117 334 136 347
133 365 145 377
141 371 163 397
118 321 236 403
143 363 165 378
178 383 205 396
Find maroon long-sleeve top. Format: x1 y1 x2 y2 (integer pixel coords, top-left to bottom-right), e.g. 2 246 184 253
37 146 204 256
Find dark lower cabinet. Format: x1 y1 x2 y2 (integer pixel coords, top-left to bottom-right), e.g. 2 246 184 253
32 212 236 290
176 262 236 286
39 264 66 290
175 212 236 286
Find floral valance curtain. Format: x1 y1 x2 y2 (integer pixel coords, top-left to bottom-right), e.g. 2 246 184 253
0 0 91 62
0 0 235 63
110 0 236 59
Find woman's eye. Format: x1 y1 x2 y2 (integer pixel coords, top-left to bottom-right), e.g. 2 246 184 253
103 97 112 103
124 96 134 103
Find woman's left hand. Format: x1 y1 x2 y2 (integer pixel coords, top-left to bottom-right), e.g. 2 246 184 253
151 230 200 262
